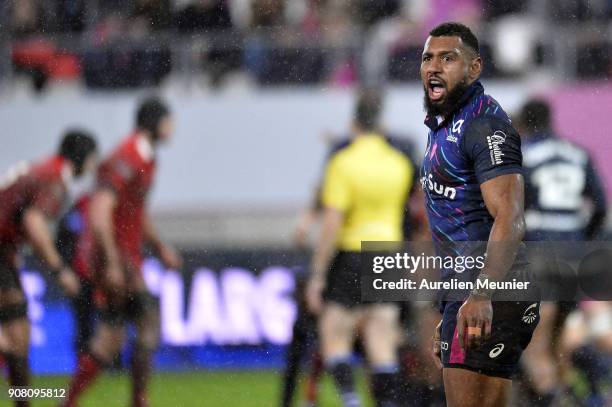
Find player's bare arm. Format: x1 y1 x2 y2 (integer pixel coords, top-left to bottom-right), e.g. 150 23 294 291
306 206 343 315
457 174 525 350
89 187 124 290
22 207 80 297
143 211 182 270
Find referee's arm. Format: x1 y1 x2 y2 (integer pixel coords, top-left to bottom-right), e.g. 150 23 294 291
306 157 347 314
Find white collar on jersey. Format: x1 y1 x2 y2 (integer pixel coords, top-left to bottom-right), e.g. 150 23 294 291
61 160 74 185
135 134 155 162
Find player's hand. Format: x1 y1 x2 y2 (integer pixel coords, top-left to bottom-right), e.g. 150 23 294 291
432 319 443 369
293 212 315 249
457 295 493 351
293 222 310 248
305 276 325 315
105 261 125 292
159 244 183 271
58 267 80 298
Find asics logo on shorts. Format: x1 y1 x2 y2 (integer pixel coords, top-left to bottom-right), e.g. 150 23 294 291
522 303 538 324
489 343 504 359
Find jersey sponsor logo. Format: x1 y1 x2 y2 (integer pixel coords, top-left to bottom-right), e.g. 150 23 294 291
446 134 458 143
489 343 505 359
487 130 507 165
420 172 457 200
522 302 539 324
452 119 464 133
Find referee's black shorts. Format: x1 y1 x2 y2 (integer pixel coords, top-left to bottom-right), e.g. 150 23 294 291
325 251 390 308
323 251 362 308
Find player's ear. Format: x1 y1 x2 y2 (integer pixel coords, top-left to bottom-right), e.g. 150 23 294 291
469 55 482 81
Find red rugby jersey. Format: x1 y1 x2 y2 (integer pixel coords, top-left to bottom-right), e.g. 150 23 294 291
0 156 70 259
91 133 156 273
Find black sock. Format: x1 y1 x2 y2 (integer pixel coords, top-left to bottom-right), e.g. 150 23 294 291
6 353 30 407
328 358 361 407
371 366 400 407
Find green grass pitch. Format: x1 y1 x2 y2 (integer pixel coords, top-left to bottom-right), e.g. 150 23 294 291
27 370 374 406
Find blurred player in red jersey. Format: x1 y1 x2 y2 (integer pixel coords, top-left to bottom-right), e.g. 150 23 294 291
57 195 96 356
0 131 98 407
64 97 182 407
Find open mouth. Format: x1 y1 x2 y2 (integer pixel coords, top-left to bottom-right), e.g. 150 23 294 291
427 78 446 102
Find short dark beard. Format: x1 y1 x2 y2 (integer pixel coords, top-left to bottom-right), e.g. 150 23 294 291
423 79 470 118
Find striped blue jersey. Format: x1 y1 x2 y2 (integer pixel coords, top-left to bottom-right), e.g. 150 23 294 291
523 132 607 240
420 81 523 275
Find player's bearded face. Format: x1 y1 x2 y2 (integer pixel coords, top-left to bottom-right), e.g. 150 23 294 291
421 36 474 118
423 78 470 118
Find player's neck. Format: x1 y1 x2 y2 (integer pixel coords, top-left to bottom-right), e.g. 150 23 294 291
135 130 155 145
61 160 75 184
354 130 382 139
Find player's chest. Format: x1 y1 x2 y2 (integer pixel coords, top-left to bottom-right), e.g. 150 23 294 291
421 125 468 177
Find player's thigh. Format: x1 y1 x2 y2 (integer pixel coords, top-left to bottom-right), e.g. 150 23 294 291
362 304 400 365
319 302 360 358
443 367 511 407
2 317 30 356
522 302 558 390
0 263 27 308
130 290 160 339
91 321 126 359
0 288 26 307
0 274 30 356
527 301 557 348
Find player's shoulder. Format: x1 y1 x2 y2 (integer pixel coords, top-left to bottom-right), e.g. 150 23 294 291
30 156 65 181
461 94 516 142
107 134 152 166
525 134 590 165
326 137 355 165
329 137 352 156
554 136 589 157
471 92 512 125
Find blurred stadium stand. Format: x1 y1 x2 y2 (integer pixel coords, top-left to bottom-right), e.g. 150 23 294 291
4 0 612 93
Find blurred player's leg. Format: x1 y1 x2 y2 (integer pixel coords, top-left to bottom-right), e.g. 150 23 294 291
280 322 307 407
319 303 361 407
131 291 160 407
560 301 612 405
280 300 318 407
443 368 511 407
521 302 559 405
363 304 401 407
397 303 446 406
64 305 127 406
2 317 30 407
72 281 94 354
303 350 324 406
0 259 31 407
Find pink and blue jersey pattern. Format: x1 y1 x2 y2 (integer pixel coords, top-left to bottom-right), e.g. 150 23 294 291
421 81 523 276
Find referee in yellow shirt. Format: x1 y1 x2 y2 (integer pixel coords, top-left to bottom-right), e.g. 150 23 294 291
306 89 415 407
